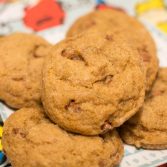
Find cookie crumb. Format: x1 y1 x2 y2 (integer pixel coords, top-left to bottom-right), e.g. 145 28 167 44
101 122 112 133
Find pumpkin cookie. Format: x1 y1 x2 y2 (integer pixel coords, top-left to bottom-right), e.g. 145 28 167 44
67 9 159 91
0 33 51 109
42 27 145 135
2 106 124 167
120 68 167 149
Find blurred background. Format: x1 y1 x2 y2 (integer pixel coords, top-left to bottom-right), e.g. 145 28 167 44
0 0 167 43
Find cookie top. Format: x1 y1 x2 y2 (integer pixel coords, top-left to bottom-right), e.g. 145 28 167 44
120 68 167 149
67 9 159 91
2 106 123 167
0 33 51 109
42 27 145 135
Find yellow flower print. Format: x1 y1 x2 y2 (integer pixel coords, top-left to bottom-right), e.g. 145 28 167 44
135 0 167 34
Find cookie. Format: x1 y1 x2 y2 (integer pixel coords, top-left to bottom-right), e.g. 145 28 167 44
67 9 159 91
0 33 51 109
42 27 145 135
119 68 167 149
2 106 124 167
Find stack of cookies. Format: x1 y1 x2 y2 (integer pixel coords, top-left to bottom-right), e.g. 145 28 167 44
1 9 166 167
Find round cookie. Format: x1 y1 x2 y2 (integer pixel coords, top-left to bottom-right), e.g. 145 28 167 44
2 106 124 167
42 27 145 135
0 33 51 109
120 68 167 149
67 9 159 91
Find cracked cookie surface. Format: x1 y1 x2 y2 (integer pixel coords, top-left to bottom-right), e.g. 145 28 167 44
120 68 167 149
0 33 51 109
42 27 145 135
2 106 123 167
67 9 159 91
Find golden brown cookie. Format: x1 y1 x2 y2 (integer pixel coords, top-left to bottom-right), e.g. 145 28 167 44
42 27 145 135
67 9 159 91
120 68 167 149
2 106 124 167
0 33 51 109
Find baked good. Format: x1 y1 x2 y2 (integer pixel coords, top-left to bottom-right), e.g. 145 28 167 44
0 33 51 109
2 106 124 167
42 27 145 135
120 68 167 149
67 9 159 91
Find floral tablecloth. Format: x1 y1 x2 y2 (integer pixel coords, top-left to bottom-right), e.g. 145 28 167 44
0 0 167 167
